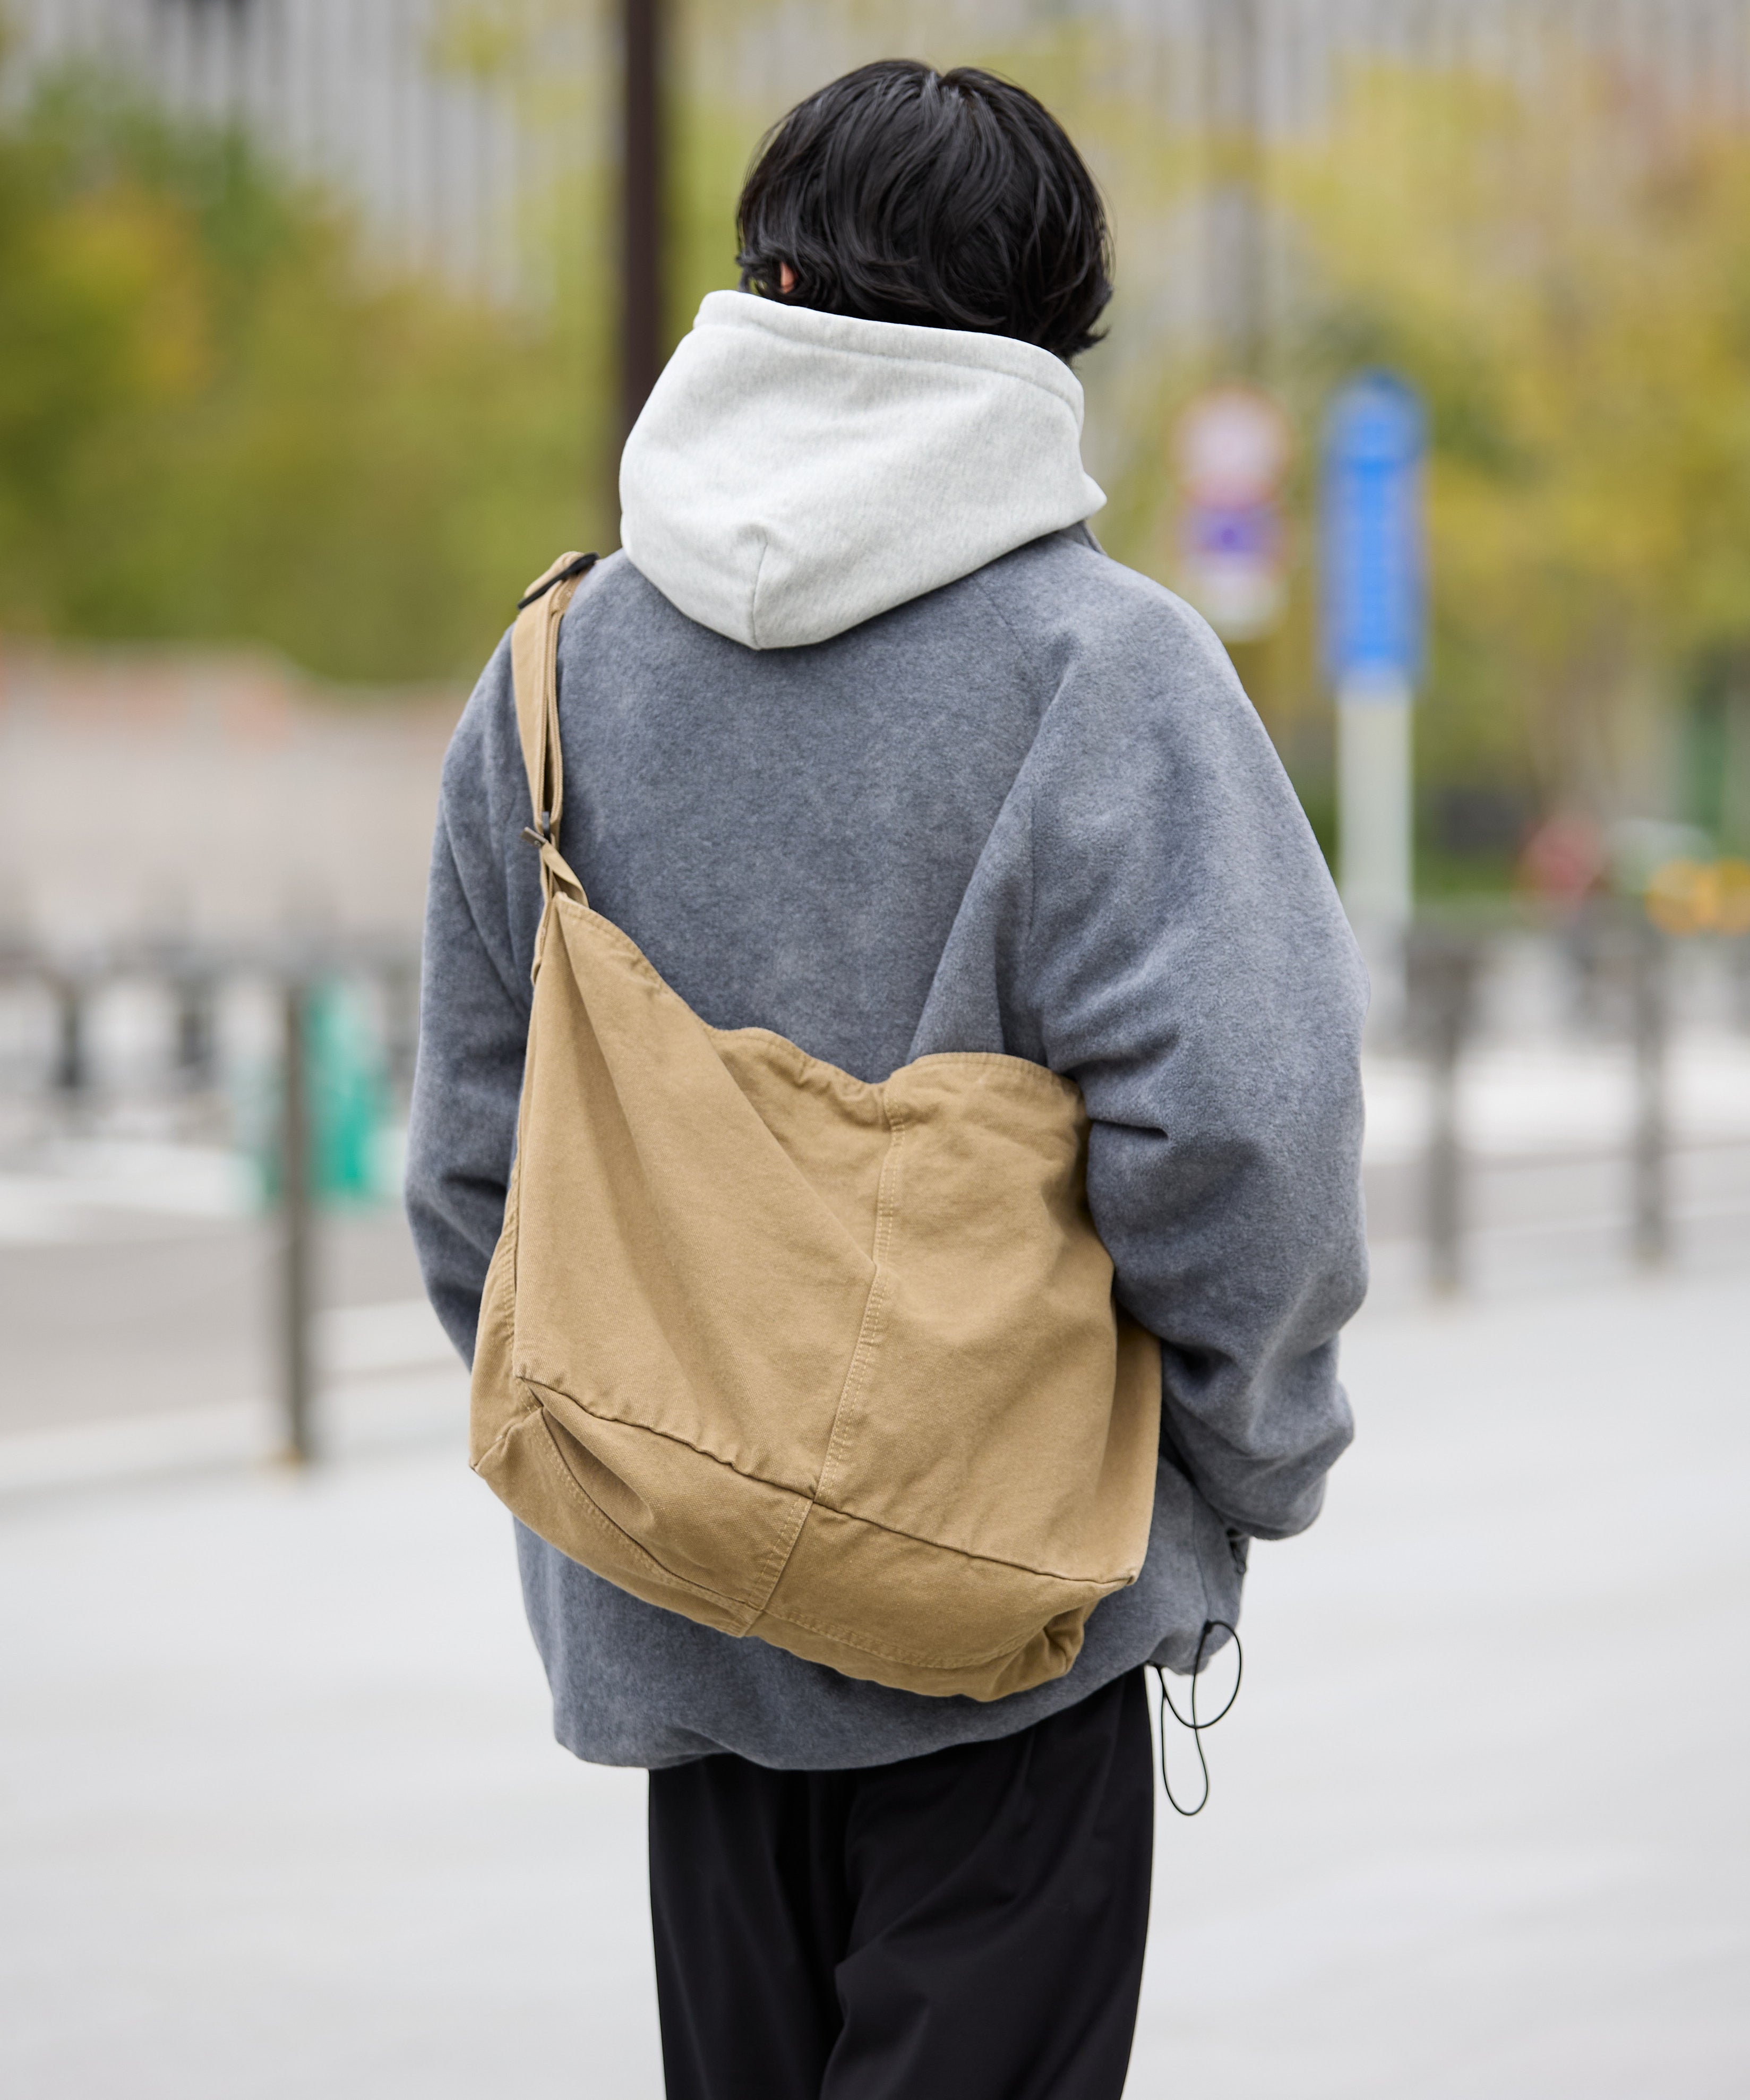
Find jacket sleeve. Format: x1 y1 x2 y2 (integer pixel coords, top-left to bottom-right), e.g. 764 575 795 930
404 636 543 1364
1018 593 1367 1541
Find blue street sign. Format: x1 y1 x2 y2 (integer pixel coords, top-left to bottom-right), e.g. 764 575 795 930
1322 372 1426 691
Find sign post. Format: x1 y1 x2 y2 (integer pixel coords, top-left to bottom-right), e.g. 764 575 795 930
1322 372 1426 1035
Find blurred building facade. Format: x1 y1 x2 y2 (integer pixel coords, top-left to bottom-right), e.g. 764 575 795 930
11 0 1750 314
4 0 597 300
0 643 458 953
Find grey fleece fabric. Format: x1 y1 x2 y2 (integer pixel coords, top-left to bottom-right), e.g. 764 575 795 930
407 528 1366 1771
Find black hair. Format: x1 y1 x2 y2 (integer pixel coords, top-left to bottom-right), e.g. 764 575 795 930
736 61 1112 363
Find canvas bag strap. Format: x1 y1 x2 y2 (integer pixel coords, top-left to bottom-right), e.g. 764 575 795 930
510 551 597 906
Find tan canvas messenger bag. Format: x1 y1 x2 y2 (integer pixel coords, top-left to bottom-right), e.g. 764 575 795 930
468 551 1163 1701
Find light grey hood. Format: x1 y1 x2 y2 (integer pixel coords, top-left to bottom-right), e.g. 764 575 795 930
618 290 1106 650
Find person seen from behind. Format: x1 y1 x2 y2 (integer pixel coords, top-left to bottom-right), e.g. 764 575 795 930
408 58 1366 2100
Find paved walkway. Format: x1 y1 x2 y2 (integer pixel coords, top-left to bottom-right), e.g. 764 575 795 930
3 1265 1746 2097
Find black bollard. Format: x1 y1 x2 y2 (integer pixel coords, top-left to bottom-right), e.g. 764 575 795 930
1409 930 1481 1296
381 956 420 1108
174 973 216 1090
279 978 315 1463
50 973 86 1099
1627 922 1670 1268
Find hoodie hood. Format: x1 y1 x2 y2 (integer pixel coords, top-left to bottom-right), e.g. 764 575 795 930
619 290 1106 650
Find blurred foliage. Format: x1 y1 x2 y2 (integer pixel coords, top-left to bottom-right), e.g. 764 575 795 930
0 58 611 683
1277 60 1750 842
6 6 1750 870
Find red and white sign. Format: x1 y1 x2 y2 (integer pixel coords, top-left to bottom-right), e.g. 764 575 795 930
1173 384 1295 642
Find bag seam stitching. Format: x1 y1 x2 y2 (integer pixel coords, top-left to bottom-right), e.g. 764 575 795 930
516 1376 1142 1588
528 1411 765 1619
470 1387 539 1476
808 1098 906 1514
516 1373 838 1498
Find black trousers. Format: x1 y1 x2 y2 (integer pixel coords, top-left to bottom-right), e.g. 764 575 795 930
647 1668 1154 2100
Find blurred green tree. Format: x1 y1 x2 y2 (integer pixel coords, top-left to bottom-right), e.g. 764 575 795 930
1083 49 1750 872
10 12 1750 868
0 61 612 683
1273 61 1750 842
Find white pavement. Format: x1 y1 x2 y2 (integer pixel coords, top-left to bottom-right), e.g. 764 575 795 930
2 1264 1747 2099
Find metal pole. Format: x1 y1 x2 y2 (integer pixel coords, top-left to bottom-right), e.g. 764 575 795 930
1338 676 1415 1042
174 973 214 1090
51 972 86 1099
382 956 420 1108
621 0 665 447
1420 937 1477 1296
1203 0 1264 377
1629 922 1669 1267
280 977 315 1463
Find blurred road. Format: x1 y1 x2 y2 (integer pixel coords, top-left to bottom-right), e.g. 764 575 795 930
0 1207 426 1435
2 1263 1745 2099
7 1033 1750 1483
0 1142 451 1485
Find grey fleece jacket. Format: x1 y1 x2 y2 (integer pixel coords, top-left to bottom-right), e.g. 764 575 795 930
407 518 1367 1771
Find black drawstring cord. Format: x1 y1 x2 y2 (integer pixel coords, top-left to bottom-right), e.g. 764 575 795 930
1151 1619 1242 1818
